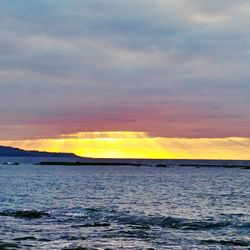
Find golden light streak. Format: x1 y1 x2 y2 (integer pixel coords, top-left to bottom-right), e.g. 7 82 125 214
61 131 148 139
1 132 250 160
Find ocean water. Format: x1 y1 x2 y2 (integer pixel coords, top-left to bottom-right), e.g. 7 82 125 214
0 160 249 249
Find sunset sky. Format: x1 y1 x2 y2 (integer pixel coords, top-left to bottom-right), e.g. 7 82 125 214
0 1 250 159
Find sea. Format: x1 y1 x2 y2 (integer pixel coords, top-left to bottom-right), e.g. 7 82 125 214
0 157 249 250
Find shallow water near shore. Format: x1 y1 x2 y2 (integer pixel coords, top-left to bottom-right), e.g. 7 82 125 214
0 161 249 249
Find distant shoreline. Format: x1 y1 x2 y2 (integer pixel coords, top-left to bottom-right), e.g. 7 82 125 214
1 145 250 169
35 161 250 169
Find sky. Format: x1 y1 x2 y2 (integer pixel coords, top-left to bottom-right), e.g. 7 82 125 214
0 1 250 159
1 132 250 160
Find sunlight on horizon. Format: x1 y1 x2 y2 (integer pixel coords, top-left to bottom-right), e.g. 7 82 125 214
1 131 250 160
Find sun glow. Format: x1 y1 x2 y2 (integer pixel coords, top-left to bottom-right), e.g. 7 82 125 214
1 132 250 160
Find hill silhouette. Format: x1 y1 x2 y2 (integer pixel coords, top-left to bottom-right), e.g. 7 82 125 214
0 145 77 158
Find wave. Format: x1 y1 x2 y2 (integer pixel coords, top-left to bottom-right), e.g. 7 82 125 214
112 213 231 230
2 207 247 233
62 208 233 231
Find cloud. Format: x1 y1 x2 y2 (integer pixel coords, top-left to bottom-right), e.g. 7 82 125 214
0 0 250 139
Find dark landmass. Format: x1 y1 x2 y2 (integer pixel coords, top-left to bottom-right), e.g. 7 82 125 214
37 161 250 169
0 210 50 219
243 166 250 169
179 164 250 169
1 145 249 169
38 161 142 166
0 242 19 250
0 145 77 158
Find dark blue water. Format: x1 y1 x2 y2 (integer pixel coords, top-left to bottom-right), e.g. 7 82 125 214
0 160 249 249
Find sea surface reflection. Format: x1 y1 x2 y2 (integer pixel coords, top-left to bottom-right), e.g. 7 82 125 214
0 161 249 249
